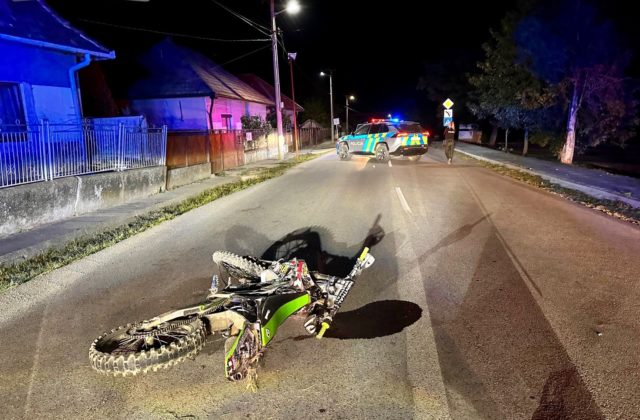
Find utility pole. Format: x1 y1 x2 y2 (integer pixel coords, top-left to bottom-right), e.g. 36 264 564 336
270 0 284 159
320 71 334 141
345 95 355 134
288 52 299 155
329 72 334 141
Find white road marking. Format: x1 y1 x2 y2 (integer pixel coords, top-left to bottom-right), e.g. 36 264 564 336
395 187 413 214
388 160 392 167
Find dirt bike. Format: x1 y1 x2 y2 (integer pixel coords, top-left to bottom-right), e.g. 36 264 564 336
89 247 375 382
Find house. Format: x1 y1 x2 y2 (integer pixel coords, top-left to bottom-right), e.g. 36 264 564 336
237 73 303 123
300 119 324 129
125 39 273 131
0 0 115 126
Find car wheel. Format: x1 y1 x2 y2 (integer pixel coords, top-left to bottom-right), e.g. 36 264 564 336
338 143 351 160
408 155 422 162
375 143 389 162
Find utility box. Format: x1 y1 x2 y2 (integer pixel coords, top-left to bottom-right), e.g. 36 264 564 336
458 123 482 143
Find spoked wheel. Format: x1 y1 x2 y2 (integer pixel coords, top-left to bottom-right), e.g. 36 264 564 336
375 143 390 162
89 317 206 376
338 143 351 160
213 251 265 281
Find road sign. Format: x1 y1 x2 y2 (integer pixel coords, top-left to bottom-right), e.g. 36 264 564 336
443 98 454 109
443 116 453 127
444 109 453 118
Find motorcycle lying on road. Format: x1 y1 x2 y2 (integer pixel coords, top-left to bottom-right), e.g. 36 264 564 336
89 248 375 382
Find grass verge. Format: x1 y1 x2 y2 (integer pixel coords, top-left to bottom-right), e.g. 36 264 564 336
457 152 640 225
0 153 320 292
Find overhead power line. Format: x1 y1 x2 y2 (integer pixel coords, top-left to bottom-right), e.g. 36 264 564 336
208 0 271 37
79 18 270 42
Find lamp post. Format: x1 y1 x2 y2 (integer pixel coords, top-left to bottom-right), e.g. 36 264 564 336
288 52 299 155
320 71 334 141
271 0 301 159
345 95 355 134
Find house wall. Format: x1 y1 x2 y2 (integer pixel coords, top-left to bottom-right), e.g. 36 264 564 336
0 40 81 124
205 97 267 130
130 97 209 130
128 96 268 131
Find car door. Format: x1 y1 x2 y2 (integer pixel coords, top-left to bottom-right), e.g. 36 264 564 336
348 123 371 153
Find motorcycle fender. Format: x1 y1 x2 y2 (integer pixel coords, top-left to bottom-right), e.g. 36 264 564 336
260 293 310 346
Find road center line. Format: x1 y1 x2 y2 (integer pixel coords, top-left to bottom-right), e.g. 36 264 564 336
395 187 413 214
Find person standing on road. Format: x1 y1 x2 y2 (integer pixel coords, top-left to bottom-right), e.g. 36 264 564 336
443 121 456 164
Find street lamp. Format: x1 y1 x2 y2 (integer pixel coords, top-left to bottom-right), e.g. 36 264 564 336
345 95 355 134
285 0 301 14
320 71 334 141
271 0 301 159
288 52 299 155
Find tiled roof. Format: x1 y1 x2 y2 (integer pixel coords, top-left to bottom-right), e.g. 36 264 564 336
128 39 273 105
0 0 114 58
238 74 304 112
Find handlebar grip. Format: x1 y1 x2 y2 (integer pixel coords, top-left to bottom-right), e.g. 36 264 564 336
359 247 369 262
316 322 330 339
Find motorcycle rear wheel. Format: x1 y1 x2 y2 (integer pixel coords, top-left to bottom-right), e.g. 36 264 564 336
89 317 206 376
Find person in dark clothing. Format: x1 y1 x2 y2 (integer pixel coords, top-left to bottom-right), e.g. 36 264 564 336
443 121 456 164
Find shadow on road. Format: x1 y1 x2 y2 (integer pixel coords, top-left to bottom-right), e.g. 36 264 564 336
422 231 604 419
420 214 490 259
325 299 422 339
259 215 385 277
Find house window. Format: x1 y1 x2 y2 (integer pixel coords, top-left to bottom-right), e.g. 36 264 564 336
0 82 26 126
221 114 232 131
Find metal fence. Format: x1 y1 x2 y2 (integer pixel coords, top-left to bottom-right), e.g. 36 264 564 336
0 122 167 189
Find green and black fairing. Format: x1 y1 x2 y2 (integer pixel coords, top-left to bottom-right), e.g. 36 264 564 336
259 292 310 345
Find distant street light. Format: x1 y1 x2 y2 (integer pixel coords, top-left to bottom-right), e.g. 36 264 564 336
271 0 301 159
345 95 355 134
320 71 335 141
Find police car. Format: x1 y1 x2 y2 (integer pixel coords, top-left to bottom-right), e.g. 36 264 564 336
336 119 429 162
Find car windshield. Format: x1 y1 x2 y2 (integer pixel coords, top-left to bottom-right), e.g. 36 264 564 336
395 123 423 133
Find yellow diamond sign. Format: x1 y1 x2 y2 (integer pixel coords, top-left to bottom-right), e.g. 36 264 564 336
443 98 454 109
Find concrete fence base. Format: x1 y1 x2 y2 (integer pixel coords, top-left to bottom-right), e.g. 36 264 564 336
166 163 212 190
0 166 166 237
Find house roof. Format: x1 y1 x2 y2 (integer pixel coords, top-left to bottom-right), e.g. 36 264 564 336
0 0 114 59
300 119 324 129
128 39 273 106
238 74 304 112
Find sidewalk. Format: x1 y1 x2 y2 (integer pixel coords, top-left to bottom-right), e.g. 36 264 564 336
455 142 640 208
0 143 333 265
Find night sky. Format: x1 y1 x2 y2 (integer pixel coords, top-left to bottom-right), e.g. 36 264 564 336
47 0 638 127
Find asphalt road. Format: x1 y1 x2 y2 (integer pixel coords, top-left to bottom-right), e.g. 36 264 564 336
1 145 639 419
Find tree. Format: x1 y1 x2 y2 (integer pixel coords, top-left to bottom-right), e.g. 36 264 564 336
468 9 555 154
418 49 480 128
299 97 329 128
515 0 635 163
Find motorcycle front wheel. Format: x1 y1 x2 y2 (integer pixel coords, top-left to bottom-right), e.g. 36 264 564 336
89 317 206 376
213 251 265 281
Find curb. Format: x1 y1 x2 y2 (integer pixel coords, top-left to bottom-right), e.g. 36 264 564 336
456 149 640 209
